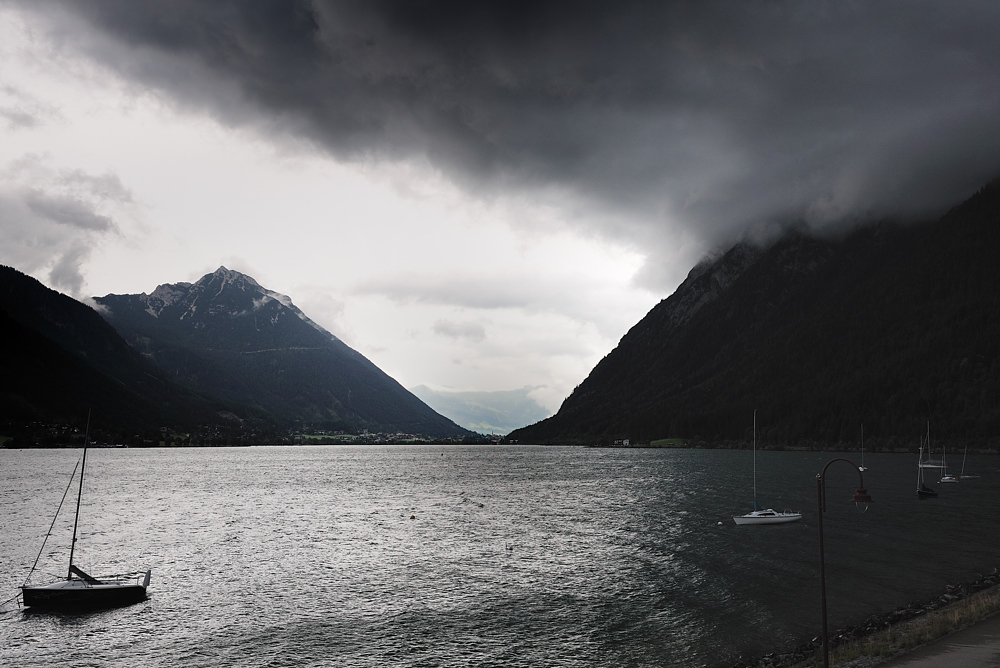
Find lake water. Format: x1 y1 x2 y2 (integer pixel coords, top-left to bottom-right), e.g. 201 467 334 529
1 445 998 667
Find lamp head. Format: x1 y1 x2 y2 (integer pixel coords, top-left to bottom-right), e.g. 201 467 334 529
852 487 873 512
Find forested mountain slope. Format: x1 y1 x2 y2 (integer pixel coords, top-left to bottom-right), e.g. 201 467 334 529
511 180 1000 449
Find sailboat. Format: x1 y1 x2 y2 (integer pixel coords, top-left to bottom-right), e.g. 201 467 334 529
20 416 150 610
917 445 938 498
960 445 980 479
938 445 958 483
859 424 867 472
733 412 802 525
918 423 942 468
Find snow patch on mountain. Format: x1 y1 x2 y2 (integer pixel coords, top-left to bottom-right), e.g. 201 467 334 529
141 283 190 318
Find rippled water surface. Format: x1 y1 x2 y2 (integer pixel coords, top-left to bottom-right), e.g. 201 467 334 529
2 445 999 666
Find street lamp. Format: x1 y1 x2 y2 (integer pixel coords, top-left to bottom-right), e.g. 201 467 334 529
816 457 873 668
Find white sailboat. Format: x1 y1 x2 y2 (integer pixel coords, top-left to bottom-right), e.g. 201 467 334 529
939 445 958 483
733 412 802 525
20 416 150 610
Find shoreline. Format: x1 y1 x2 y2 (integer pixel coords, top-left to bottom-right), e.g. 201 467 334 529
585 442 1000 456
726 567 1000 668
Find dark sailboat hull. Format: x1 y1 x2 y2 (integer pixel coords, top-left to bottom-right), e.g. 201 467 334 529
22 578 148 611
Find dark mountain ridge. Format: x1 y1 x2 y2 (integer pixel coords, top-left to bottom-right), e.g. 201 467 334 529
0 265 244 433
95 267 469 438
510 179 1000 450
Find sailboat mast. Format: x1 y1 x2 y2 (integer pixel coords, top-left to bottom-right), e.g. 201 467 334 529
67 411 90 580
917 446 922 487
752 410 757 506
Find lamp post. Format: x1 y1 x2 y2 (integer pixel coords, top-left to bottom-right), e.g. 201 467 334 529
816 458 873 668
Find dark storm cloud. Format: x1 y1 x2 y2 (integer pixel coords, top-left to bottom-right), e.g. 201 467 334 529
17 0 1000 280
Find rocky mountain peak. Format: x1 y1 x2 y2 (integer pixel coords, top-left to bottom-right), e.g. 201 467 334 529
97 267 337 348
196 266 263 292
91 266 468 437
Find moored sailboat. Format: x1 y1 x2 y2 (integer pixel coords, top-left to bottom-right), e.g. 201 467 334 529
938 445 958 483
918 422 942 469
20 416 150 611
733 412 802 525
917 445 937 498
960 445 980 479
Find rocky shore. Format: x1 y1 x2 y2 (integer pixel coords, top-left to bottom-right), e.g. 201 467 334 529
724 567 1000 668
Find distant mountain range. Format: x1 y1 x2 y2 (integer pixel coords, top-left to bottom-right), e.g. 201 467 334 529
409 385 552 435
510 179 1000 450
9 178 1000 450
94 267 469 438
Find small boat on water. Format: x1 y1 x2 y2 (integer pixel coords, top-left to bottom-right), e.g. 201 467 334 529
21 568 151 610
918 423 942 469
733 411 802 525
916 445 938 498
938 445 958 483
20 416 150 611
733 507 803 525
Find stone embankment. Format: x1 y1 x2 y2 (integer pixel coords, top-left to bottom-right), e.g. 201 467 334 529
725 567 1000 668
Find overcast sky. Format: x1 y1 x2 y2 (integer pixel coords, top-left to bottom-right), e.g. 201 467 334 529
2 1 999 414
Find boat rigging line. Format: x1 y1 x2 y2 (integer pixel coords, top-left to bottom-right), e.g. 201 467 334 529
22 457 82 588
